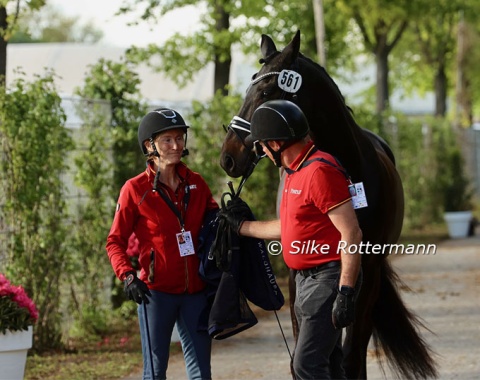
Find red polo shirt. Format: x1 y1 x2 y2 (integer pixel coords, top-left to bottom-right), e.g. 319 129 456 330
280 141 352 270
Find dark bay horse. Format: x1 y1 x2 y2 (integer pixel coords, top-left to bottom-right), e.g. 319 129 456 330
220 31 437 379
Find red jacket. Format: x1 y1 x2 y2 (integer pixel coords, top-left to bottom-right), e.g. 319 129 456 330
106 162 218 294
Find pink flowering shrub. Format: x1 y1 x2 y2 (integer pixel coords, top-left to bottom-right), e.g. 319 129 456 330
0 273 38 334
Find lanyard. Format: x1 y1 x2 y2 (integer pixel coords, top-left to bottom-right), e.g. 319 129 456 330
155 184 190 231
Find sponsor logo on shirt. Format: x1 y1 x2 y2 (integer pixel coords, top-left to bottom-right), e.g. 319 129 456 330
290 188 302 195
189 184 197 190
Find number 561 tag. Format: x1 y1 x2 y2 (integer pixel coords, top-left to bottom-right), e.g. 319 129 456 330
278 70 302 93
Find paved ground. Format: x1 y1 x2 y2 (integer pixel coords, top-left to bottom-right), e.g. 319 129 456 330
123 235 480 379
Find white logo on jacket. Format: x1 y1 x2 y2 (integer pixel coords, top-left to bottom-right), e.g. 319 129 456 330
290 188 302 195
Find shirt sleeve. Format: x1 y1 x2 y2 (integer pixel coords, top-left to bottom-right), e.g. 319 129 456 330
308 164 351 214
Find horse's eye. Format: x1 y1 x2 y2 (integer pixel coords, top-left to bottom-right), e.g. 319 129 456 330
251 73 257 80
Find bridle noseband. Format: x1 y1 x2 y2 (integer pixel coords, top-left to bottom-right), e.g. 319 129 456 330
225 115 251 150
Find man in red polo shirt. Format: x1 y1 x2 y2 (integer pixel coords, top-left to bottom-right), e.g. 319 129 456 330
220 100 362 379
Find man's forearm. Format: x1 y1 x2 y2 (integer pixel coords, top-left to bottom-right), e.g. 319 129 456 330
339 229 363 288
239 219 281 240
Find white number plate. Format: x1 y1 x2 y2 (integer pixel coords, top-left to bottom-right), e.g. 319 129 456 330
278 70 302 93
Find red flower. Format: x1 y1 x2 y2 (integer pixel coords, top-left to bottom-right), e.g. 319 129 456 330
0 273 38 333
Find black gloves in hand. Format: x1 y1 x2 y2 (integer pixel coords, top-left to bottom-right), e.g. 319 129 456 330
332 286 355 329
218 197 251 234
123 271 151 304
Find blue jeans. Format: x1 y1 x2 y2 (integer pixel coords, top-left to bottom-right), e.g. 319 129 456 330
293 264 348 380
138 290 212 380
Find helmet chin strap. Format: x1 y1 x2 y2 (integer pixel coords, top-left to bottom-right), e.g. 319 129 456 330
182 133 189 157
148 137 160 158
263 140 296 168
148 134 189 191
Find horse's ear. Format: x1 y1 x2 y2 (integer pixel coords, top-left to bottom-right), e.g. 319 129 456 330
282 30 301 63
260 34 278 59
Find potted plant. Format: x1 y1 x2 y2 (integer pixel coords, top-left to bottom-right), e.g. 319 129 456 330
442 148 474 238
0 273 38 380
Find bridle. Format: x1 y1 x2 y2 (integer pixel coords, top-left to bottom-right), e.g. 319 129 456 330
224 62 303 184
225 63 301 148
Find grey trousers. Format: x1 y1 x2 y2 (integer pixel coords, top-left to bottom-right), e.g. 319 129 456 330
293 264 344 380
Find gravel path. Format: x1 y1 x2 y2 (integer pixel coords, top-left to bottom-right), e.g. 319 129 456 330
123 235 480 379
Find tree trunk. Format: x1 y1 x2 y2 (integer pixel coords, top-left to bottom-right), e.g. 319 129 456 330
312 0 326 67
0 6 8 85
375 47 389 113
213 4 231 96
434 66 447 117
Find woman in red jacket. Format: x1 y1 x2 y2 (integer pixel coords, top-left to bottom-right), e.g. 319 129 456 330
106 108 218 380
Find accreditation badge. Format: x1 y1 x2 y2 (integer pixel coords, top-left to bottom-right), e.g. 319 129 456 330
351 182 368 209
176 231 195 257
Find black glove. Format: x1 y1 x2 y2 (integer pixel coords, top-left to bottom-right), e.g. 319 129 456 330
332 285 355 329
218 196 251 234
123 271 151 304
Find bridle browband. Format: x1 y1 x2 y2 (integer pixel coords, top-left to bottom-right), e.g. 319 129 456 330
226 71 284 146
249 71 281 87
227 62 299 145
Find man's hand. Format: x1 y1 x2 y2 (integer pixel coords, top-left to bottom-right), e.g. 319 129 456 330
218 197 251 234
332 286 355 329
123 271 151 304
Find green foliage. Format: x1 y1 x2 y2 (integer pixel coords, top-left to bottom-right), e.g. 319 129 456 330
10 4 104 43
0 70 72 350
122 0 356 91
75 58 148 191
69 58 148 335
355 108 474 229
187 89 243 199
433 125 473 212
66 99 114 339
0 298 31 334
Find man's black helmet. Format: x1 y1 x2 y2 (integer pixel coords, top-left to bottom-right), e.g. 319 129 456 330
138 108 189 155
250 100 309 142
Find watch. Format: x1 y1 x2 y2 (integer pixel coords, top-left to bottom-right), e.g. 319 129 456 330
339 285 355 296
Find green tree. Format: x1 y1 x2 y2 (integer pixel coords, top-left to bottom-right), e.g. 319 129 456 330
337 0 413 113
0 70 73 351
68 100 114 338
390 1 480 119
75 58 148 192
0 0 46 83
120 0 353 95
10 4 103 43
74 58 148 313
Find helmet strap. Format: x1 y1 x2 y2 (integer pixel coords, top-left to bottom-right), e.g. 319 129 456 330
148 137 160 158
264 140 296 168
182 132 189 157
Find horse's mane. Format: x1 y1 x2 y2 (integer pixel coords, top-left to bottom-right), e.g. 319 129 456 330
288 52 371 179
297 52 358 127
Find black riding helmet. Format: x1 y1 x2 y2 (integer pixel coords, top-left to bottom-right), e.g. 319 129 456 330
248 100 309 167
249 100 309 143
138 108 189 156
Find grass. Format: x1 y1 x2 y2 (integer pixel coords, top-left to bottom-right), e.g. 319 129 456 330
24 317 143 380
24 316 182 380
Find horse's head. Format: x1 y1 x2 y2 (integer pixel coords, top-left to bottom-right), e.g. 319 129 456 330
220 31 302 178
